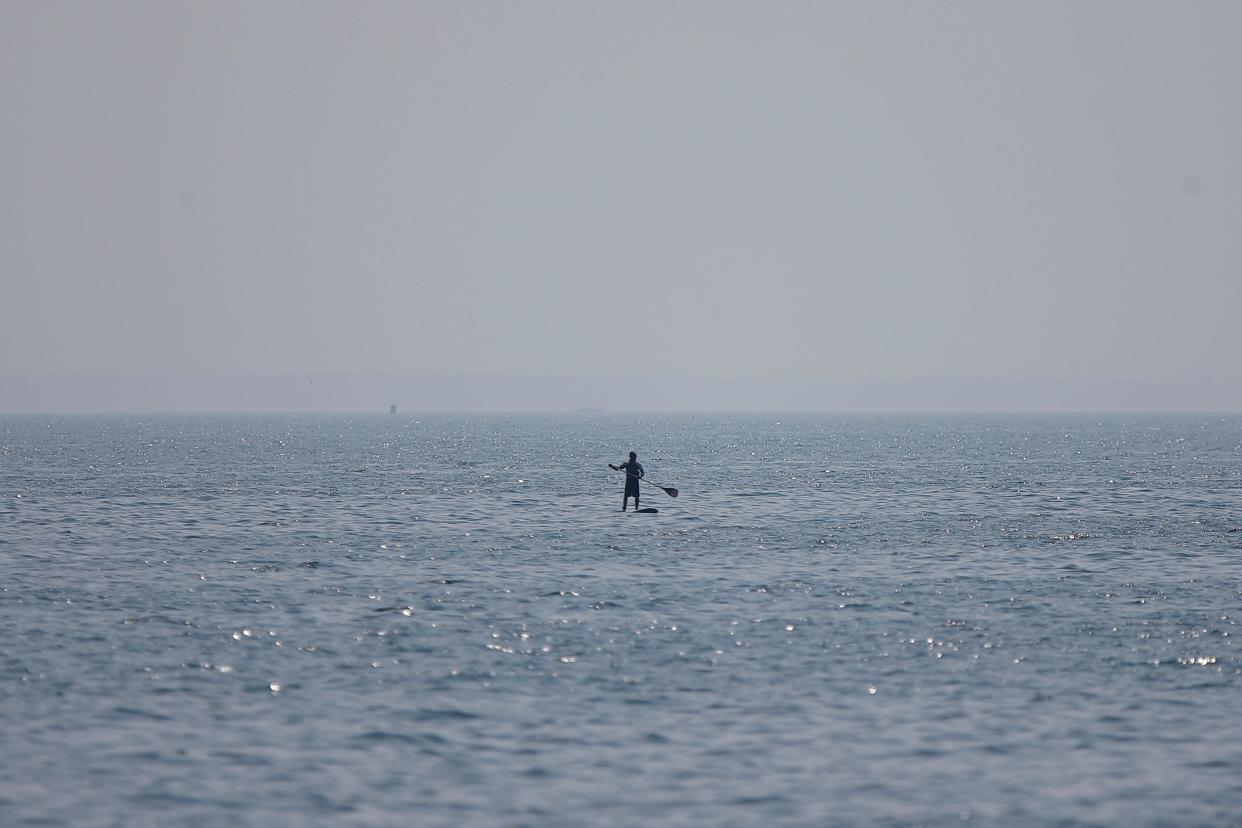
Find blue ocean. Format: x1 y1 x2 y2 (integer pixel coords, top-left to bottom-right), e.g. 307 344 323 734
2 414 1240 826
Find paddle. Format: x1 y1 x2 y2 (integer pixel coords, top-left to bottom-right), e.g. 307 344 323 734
609 465 679 498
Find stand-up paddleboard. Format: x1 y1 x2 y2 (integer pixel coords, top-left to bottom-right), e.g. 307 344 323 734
631 507 658 513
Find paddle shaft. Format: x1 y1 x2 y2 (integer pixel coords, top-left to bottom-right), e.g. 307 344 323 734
611 466 678 497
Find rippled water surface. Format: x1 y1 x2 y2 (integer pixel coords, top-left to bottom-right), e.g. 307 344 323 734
2 414 1241 826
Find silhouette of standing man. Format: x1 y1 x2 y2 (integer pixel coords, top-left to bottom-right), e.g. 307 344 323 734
609 451 644 512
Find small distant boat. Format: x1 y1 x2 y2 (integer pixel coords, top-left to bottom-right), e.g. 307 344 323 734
390 404 397 415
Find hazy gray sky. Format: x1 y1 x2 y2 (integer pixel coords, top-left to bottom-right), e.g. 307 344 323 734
2 2 1240 409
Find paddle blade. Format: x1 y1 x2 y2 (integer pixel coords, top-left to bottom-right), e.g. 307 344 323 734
665 487 679 498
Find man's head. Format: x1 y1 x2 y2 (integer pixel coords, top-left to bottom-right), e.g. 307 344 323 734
629 451 637 461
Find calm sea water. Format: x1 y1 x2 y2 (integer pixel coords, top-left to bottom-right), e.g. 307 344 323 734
2 414 1240 827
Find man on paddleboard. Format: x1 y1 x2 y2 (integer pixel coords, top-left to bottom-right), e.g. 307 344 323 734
609 451 644 512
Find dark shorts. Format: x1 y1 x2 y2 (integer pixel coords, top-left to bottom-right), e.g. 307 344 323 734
625 479 640 497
